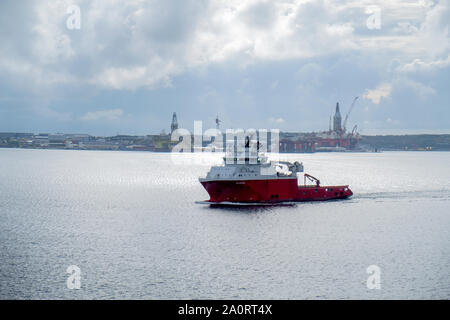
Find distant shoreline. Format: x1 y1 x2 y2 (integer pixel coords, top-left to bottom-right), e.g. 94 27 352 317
1 147 449 154
1 132 450 152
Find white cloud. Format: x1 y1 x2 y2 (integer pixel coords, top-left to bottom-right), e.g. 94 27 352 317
81 108 124 121
90 61 177 90
0 0 449 92
269 117 285 124
399 55 450 72
363 83 392 104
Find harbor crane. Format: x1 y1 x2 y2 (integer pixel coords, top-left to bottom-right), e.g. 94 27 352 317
343 96 358 133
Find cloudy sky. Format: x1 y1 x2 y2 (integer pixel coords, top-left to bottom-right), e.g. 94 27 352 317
0 0 449 135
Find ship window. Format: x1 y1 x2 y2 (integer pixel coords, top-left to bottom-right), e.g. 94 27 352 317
325 188 328 192
303 192 306 195
340 192 343 196
329 188 333 191
335 192 338 196
314 189 318 192
275 194 279 198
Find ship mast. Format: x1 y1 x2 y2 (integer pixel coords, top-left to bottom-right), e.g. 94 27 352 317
215 115 221 130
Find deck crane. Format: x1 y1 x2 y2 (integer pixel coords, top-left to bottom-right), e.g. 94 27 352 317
343 96 358 133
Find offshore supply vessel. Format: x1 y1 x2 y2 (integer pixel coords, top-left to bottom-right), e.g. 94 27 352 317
197 139 353 206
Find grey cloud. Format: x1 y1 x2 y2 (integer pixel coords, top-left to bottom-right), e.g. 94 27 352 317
0 0 448 135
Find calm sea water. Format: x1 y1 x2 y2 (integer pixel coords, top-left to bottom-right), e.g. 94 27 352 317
0 149 449 299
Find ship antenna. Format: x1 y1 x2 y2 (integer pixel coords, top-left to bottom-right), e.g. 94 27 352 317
215 115 221 130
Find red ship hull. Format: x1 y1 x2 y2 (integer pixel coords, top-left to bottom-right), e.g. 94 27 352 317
200 178 353 204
